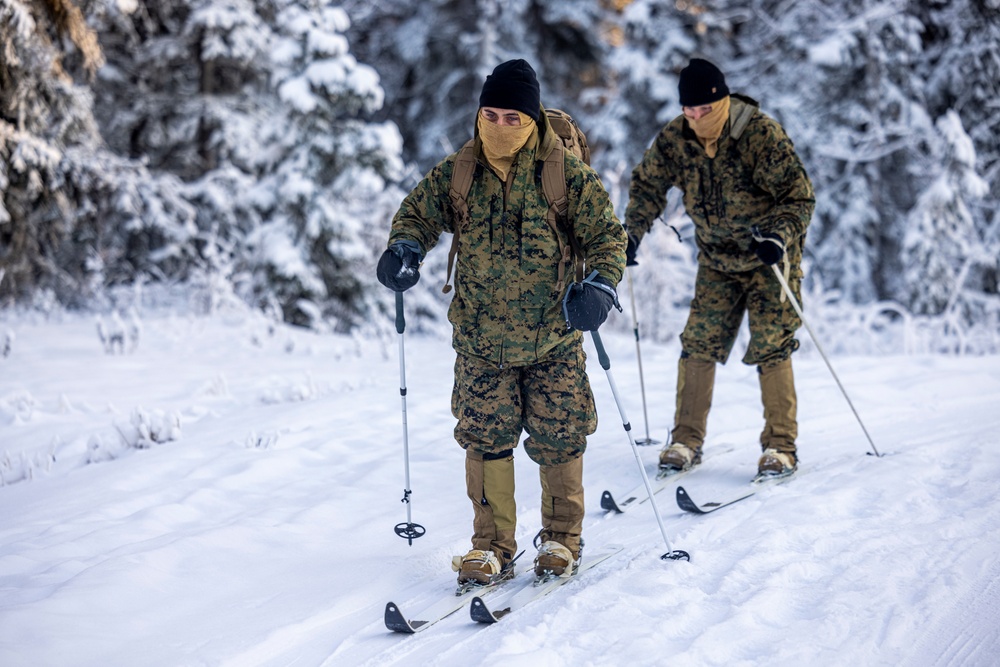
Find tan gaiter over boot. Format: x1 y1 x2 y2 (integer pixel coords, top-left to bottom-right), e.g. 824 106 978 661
669 356 716 448
538 456 585 559
758 358 798 454
465 450 517 564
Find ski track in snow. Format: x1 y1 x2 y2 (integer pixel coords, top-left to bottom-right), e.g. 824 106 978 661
1 313 999 666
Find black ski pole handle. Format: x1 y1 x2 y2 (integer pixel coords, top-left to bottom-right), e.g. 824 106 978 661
591 329 611 371
395 291 405 334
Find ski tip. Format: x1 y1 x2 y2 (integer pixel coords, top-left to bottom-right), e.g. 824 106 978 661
470 596 498 624
600 490 623 513
384 602 416 634
675 485 705 514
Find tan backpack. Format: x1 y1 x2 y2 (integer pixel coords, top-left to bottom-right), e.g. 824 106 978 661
443 108 591 294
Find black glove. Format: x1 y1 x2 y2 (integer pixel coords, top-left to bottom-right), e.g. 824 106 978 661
750 228 785 266
376 240 422 292
562 272 621 332
625 233 639 267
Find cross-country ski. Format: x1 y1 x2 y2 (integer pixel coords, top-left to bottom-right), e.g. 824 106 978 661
384 577 514 634
676 471 797 514
600 445 736 513
469 546 624 624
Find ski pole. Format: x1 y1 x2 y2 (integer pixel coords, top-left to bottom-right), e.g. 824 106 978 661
393 291 426 544
625 268 659 446
590 330 689 561
751 228 881 457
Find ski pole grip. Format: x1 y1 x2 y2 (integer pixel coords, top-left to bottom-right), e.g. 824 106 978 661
395 291 405 334
590 330 611 371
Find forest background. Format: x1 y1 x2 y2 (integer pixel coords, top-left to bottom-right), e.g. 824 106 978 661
2 0 998 354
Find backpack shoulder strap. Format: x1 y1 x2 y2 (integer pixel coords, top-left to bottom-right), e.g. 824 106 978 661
443 141 477 293
540 145 585 286
450 142 477 205
540 143 568 215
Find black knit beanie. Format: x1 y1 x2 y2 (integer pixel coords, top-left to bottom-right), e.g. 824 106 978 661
678 58 730 107
479 59 541 121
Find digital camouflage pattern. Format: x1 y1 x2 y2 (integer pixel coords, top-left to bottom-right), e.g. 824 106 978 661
682 264 802 366
389 109 626 369
451 346 597 465
625 94 814 274
625 93 813 366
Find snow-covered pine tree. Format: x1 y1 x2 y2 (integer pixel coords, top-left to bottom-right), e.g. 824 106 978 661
254 0 406 328
90 0 407 327
1 0 105 301
90 0 269 179
1 0 196 308
913 0 1000 338
342 0 499 173
89 0 272 314
902 112 989 320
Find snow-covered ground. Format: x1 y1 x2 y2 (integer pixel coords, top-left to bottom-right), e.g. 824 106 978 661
1 307 999 666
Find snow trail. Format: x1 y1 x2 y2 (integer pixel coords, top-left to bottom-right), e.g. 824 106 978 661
1 313 999 666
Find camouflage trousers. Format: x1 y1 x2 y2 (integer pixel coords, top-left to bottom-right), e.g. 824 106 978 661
451 346 597 465
680 263 802 367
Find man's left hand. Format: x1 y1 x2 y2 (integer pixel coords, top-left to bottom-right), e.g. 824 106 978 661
562 273 621 331
625 234 639 267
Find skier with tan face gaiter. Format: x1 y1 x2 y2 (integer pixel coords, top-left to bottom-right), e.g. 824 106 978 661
624 58 815 481
377 59 626 587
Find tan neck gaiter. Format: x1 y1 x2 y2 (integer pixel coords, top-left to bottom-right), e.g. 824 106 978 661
477 111 536 181
687 95 731 158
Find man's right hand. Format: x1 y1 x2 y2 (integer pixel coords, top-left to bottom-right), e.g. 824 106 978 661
376 240 422 292
750 226 785 266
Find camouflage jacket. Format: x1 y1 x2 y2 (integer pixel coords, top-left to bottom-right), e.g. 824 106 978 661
389 109 626 368
625 94 814 273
